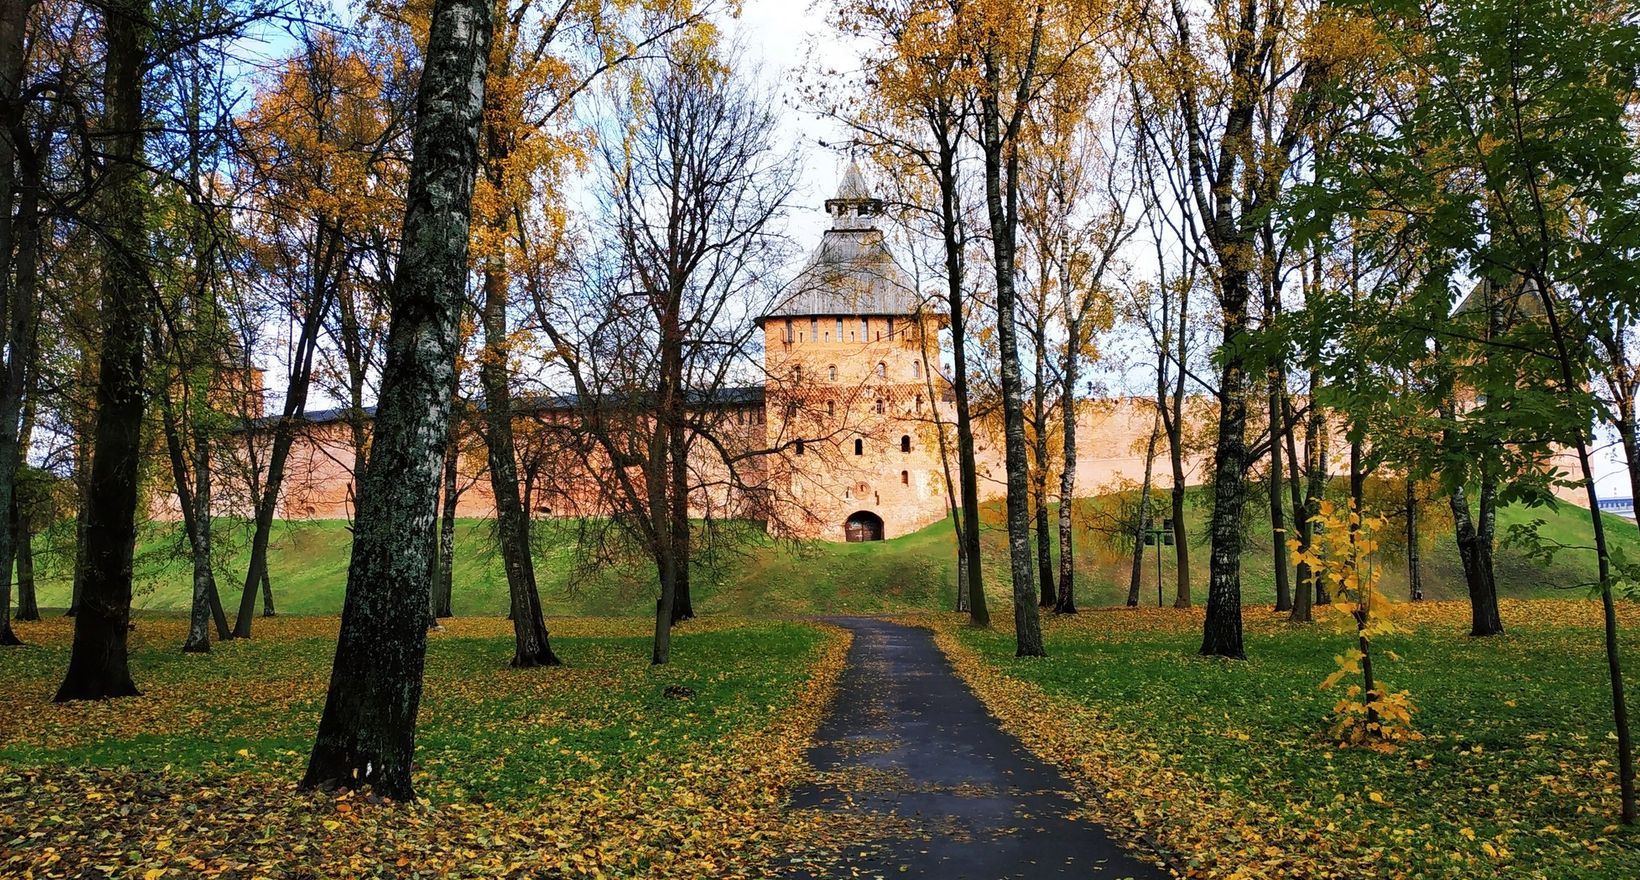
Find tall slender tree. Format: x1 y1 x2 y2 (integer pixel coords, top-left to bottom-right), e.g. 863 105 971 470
54 0 152 700
302 0 494 797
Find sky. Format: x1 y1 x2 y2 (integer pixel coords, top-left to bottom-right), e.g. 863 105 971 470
727 0 852 244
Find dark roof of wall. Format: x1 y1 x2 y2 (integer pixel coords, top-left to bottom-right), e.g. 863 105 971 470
238 386 765 432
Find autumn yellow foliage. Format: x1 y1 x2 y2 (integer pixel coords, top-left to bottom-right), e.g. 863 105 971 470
1291 500 1420 749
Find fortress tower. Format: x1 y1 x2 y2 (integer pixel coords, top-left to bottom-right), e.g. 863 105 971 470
758 165 951 541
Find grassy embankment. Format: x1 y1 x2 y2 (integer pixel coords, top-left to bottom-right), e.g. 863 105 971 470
24 486 1638 617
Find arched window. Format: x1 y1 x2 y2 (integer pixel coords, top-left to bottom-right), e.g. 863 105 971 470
861 317 869 339
784 319 793 343
828 364 837 381
795 439 805 456
901 470 909 485
875 399 885 414
901 435 911 453
912 360 921 379
915 394 923 412
835 318 843 339
810 317 818 341
827 400 835 416
791 364 802 382
854 438 863 456
887 317 896 337
876 362 886 379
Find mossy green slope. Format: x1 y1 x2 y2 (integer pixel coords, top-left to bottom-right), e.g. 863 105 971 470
24 487 1637 616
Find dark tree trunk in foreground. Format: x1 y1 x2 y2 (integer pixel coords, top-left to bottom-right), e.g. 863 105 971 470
302 0 495 798
55 0 150 699
1441 391 1501 635
1201 278 1252 659
0 13 38 644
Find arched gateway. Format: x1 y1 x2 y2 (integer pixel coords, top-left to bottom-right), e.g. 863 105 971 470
844 511 884 542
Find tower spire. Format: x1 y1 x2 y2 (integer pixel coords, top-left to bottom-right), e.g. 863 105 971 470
825 161 883 231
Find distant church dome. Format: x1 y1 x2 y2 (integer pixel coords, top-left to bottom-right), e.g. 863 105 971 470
760 162 925 322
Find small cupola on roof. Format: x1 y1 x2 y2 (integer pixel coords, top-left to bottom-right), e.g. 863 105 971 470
760 162 926 323
825 163 884 231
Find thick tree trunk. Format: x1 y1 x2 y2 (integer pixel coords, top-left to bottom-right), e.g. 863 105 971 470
1478 471 1498 577
55 0 150 699
0 75 42 644
1441 392 1500 635
1201 278 1252 659
650 448 677 665
301 0 495 798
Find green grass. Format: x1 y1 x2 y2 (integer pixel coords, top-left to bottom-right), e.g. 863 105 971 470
953 605 1640 878
23 486 1636 618
0 616 826 807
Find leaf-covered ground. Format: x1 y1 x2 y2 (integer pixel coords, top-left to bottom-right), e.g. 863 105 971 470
0 615 848 878
929 599 1640 880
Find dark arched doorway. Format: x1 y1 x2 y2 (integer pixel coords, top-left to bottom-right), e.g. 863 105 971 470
844 511 885 542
